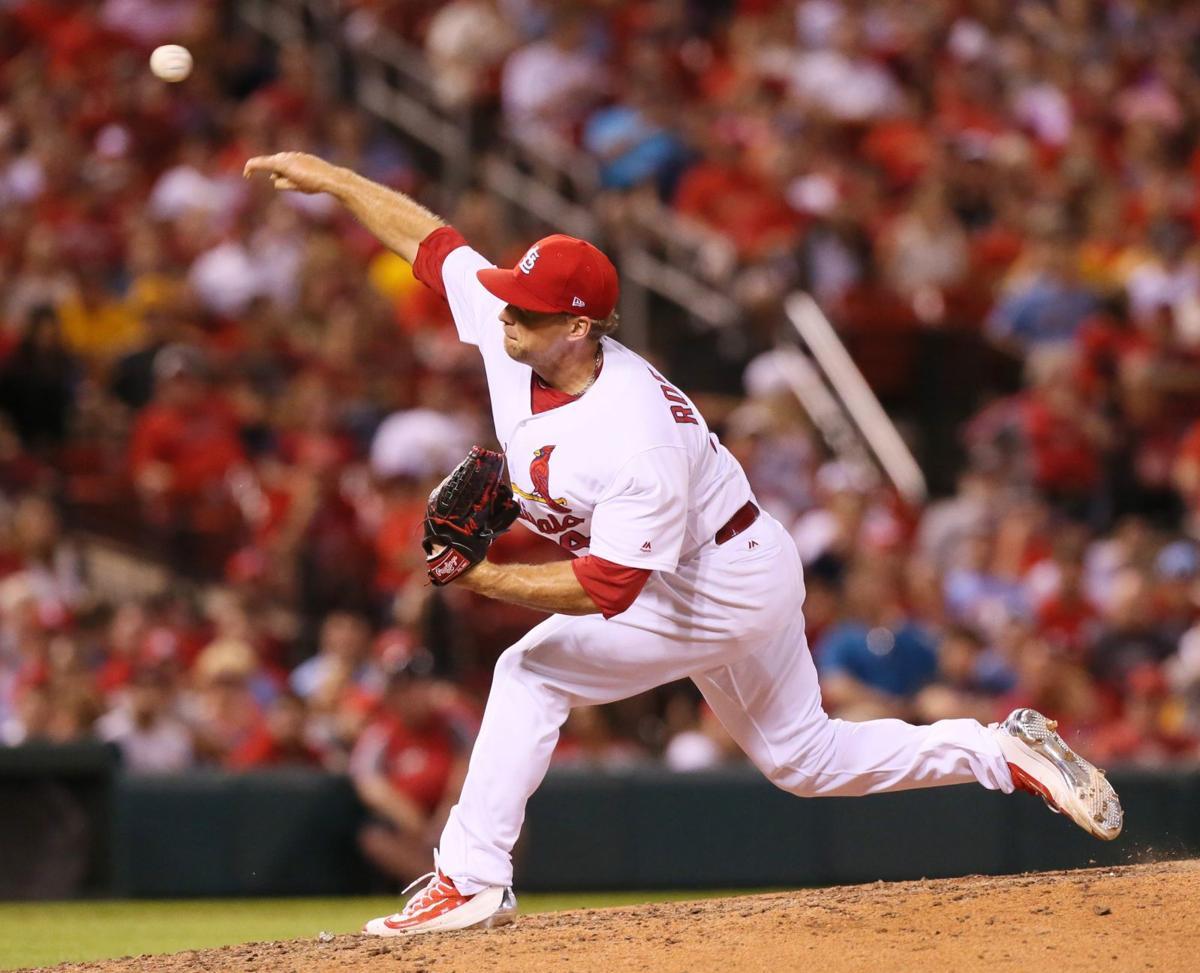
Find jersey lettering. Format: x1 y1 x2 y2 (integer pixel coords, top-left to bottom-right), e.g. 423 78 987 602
647 367 699 425
559 530 590 552
518 508 584 535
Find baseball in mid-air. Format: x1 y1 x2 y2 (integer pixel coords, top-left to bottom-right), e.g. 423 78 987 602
149 45 193 83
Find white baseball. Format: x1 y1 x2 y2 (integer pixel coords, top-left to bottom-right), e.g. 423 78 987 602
149 45 193 83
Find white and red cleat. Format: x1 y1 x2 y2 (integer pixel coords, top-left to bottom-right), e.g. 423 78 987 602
994 708 1123 841
362 859 517 937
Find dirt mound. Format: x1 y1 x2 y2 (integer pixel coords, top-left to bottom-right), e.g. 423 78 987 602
27 861 1200 973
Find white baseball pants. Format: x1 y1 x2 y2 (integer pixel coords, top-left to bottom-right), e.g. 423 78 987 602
438 513 1014 892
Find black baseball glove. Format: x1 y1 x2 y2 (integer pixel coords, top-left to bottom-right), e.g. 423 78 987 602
422 446 521 585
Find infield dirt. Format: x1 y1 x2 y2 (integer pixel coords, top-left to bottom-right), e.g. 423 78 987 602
23 860 1200 973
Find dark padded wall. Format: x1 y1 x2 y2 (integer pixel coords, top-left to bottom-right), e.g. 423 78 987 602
3 747 1197 897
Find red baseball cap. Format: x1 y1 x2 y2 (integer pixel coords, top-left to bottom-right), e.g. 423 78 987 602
476 234 619 319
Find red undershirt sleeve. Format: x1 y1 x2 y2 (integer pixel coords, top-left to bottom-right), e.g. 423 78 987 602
572 555 652 619
411 226 470 300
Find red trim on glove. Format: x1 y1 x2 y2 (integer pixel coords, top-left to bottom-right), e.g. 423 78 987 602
572 555 651 619
413 226 470 301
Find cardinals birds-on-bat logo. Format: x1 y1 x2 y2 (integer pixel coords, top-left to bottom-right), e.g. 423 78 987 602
512 445 571 513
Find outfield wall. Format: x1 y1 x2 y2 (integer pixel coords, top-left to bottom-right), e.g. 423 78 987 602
2 745 1197 897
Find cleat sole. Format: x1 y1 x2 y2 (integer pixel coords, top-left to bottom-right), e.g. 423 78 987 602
997 709 1123 841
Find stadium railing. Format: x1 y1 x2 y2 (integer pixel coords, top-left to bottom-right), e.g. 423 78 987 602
786 294 928 504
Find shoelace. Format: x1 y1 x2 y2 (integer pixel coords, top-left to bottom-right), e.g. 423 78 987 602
398 852 455 916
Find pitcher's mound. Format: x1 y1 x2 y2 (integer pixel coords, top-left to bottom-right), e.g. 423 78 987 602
30 860 1200 973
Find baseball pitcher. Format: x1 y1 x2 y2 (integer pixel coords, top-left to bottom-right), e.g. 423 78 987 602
244 152 1123 936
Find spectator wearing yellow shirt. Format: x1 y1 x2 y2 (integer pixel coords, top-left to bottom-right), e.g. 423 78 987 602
57 268 143 361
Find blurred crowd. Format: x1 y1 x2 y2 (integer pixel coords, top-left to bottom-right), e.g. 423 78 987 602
3 0 1200 879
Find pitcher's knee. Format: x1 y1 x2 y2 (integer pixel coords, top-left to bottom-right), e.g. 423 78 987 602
492 645 525 683
492 645 565 705
759 717 840 797
763 762 820 796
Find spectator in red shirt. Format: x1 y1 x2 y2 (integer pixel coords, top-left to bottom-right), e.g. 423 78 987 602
128 345 245 571
227 691 324 769
96 601 150 697
1073 293 1148 408
998 631 1102 743
1020 351 1111 510
368 404 477 598
349 650 474 883
1035 555 1100 663
185 638 265 764
1089 664 1199 766
672 130 801 260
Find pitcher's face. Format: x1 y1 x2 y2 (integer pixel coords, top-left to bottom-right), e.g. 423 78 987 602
498 304 573 366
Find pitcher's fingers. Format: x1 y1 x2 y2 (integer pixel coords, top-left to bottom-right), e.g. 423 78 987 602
243 154 284 178
271 176 299 191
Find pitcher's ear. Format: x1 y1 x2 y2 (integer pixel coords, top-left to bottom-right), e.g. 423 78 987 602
567 315 593 339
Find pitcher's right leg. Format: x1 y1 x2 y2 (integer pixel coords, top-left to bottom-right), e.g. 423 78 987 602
436 616 577 895
437 606 740 896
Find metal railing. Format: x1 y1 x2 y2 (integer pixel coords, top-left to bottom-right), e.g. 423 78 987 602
786 294 927 504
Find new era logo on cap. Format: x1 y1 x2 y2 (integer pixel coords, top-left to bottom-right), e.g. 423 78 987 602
476 234 619 318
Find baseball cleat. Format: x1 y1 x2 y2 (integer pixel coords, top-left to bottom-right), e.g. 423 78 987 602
994 708 1123 841
362 861 517 937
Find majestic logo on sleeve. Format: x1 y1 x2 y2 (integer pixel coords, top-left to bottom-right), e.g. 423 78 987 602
518 245 540 274
511 446 589 552
512 446 571 513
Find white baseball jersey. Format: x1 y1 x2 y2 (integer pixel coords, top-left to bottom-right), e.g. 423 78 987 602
439 244 754 571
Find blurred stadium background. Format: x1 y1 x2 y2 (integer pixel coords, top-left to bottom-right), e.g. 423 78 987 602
2 0 1200 910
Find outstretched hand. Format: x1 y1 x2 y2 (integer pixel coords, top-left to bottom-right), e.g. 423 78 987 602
245 148 437 263
243 151 339 194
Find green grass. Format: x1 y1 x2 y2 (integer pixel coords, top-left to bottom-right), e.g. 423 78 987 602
0 890 749 971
